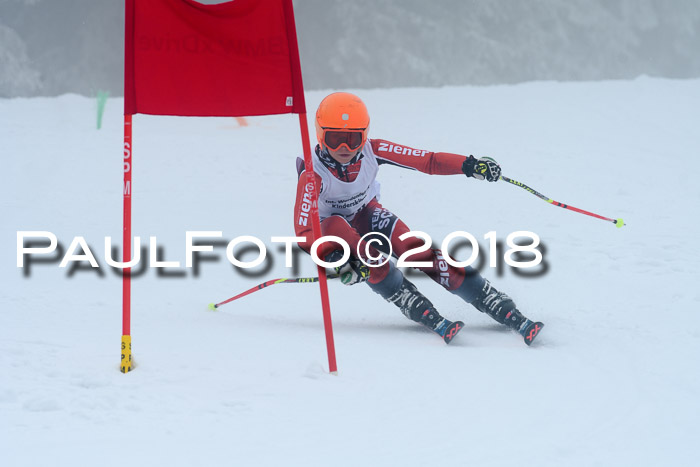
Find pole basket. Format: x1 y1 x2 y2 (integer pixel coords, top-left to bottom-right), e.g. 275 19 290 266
121 335 133 373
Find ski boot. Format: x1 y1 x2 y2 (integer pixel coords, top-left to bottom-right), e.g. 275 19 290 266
387 277 464 344
472 280 544 346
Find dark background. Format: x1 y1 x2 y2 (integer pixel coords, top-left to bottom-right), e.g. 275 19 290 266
1 0 699 97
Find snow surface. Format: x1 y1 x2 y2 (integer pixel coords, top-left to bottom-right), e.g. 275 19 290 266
2 78 699 466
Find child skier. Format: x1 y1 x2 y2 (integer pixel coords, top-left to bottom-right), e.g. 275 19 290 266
294 92 543 345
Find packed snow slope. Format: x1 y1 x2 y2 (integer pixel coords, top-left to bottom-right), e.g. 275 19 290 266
2 78 699 466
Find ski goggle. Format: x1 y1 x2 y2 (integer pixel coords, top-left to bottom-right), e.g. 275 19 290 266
322 129 366 151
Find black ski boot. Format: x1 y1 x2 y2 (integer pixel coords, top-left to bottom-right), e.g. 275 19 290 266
472 280 544 345
387 277 464 344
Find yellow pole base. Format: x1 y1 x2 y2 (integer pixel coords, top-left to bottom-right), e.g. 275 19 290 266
121 335 132 373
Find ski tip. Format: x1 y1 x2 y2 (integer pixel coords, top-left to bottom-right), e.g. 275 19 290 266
207 303 218 311
443 320 465 344
522 321 544 346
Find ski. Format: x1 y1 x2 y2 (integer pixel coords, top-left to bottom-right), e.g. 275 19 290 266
436 319 464 344
520 321 544 346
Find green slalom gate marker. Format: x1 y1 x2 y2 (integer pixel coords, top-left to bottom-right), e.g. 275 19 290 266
96 91 109 129
500 175 625 228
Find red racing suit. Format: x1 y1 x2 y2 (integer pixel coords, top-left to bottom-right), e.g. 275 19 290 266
293 138 470 290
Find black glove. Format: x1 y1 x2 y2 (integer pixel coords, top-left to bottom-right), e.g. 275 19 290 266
325 250 370 286
462 155 501 182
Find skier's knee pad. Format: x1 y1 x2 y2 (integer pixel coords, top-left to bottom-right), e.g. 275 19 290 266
367 261 403 300
450 267 486 303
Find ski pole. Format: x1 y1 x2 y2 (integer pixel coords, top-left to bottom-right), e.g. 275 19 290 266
500 175 625 228
208 274 340 310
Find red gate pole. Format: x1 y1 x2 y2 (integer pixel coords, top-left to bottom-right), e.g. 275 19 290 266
121 114 133 373
298 113 338 375
283 0 338 375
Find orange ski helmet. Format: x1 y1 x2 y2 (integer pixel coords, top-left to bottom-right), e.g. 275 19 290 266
315 92 370 152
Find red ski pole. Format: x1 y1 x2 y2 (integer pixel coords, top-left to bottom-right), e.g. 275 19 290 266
500 175 625 228
209 275 340 310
